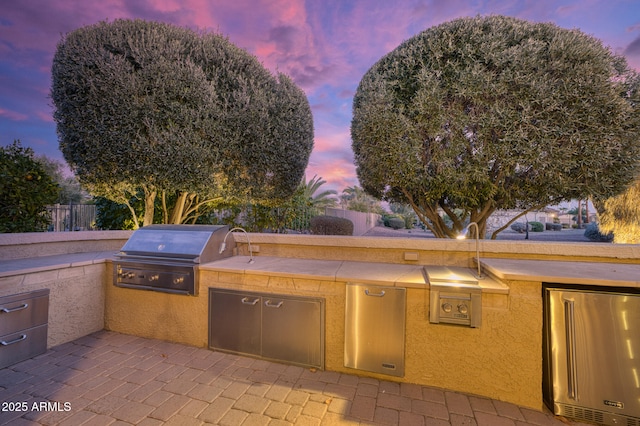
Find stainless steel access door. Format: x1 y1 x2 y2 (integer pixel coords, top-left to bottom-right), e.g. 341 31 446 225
209 289 262 356
261 295 324 369
345 283 406 377
545 287 640 424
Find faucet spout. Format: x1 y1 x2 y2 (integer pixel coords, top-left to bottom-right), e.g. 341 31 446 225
219 227 255 264
456 222 483 279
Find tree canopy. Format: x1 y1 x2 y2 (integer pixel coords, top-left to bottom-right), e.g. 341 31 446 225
51 19 313 228
351 15 640 238
1 141 59 232
597 177 640 244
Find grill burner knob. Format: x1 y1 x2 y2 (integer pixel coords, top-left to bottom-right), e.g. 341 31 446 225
458 304 468 315
442 303 452 313
148 274 159 282
173 277 184 285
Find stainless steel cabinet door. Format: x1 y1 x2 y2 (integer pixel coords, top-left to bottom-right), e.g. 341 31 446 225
546 288 640 422
262 295 324 369
209 290 261 356
345 284 406 377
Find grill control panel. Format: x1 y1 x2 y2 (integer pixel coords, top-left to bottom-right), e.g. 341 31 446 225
114 263 195 295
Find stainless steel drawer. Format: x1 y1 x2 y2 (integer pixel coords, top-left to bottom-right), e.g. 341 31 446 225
0 324 48 369
0 289 50 337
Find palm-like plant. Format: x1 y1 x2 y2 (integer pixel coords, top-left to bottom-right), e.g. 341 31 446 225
303 175 338 209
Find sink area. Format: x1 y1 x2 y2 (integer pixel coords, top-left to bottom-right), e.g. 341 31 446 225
424 265 479 287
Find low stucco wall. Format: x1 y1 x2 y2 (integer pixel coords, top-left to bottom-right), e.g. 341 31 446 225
104 265 210 347
0 262 106 348
0 230 131 260
104 265 540 409
235 233 640 265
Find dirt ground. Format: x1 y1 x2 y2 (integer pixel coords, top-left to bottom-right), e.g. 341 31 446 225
362 225 596 243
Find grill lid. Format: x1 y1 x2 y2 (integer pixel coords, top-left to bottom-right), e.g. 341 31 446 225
118 224 231 263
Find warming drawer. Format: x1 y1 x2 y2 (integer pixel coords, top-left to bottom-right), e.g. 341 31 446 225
344 283 406 377
0 289 49 369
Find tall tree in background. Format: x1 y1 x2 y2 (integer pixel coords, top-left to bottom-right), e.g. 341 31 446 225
1 141 59 232
51 19 313 228
351 16 640 238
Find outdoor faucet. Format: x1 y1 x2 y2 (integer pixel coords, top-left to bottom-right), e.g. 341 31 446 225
219 227 255 264
456 222 483 279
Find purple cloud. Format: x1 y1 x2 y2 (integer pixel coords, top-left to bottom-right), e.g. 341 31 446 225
0 108 28 121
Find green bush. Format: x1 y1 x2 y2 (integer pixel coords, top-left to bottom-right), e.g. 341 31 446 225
584 222 613 242
1 141 60 232
529 221 544 232
310 215 354 235
388 217 405 230
545 222 562 231
510 222 527 233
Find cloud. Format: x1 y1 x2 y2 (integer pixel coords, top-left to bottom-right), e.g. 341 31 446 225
624 35 640 56
0 108 28 121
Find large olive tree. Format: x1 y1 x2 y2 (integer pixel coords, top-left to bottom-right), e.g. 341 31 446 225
51 19 313 228
351 16 640 238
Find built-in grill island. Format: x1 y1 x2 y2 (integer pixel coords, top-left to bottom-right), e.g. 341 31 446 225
114 224 233 295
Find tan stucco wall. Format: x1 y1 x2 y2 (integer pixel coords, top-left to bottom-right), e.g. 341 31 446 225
104 266 210 347
404 282 542 409
0 230 131 260
103 265 542 409
0 263 105 348
236 233 640 265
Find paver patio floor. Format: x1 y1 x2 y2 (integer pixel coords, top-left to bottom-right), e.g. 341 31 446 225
0 331 590 425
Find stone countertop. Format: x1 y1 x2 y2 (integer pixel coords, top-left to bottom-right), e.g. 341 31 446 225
200 256 509 293
480 258 640 288
0 251 116 278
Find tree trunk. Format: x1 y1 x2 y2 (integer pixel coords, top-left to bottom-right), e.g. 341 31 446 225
143 187 157 227
170 192 189 224
577 200 583 228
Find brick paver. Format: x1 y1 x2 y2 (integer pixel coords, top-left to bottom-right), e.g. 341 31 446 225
0 331 591 425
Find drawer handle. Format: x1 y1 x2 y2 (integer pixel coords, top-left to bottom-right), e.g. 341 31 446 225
1 303 29 313
241 297 259 306
364 289 386 297
1 334 27 346
264 300 284 308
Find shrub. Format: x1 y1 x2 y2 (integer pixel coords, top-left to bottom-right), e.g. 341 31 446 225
388 217 406 230
310 215 354 235
511 222 528 233
545 222 563 231
584 222 614 242
529 221 544 232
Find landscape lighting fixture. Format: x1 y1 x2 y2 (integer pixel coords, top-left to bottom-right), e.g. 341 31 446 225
457 222 483 279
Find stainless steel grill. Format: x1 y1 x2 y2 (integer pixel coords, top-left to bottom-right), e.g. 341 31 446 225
113 224 233 295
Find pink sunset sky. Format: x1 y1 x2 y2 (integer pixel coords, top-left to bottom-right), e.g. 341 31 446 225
1 0 639 193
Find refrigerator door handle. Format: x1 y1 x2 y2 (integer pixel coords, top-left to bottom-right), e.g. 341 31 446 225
564 298 578 400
